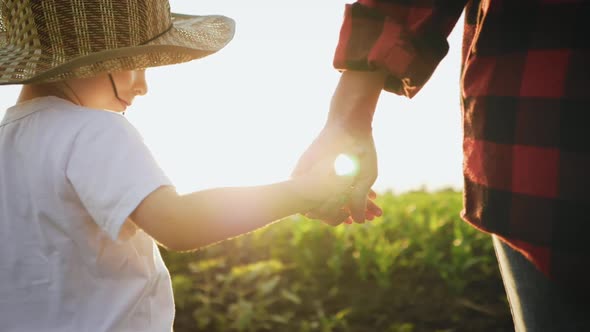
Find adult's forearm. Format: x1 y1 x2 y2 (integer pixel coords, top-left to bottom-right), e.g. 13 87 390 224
327 70 387 135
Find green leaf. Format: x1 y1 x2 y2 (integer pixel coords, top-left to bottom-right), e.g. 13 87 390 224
281 289 302 304
257 275 280 296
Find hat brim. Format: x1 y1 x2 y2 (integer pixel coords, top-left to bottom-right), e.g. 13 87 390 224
0 14 235 85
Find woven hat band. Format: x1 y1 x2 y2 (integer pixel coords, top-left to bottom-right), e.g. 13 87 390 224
2 0 172 59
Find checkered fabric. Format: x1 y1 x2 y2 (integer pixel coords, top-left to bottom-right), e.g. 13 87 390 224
334 0 589 290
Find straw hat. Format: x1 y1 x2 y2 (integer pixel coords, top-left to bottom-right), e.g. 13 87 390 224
0 0 235 85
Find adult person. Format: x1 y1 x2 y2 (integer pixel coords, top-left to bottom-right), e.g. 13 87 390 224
294 0 589 330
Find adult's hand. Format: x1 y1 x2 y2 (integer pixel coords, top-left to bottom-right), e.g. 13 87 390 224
293 70 387 224
292 123 380 225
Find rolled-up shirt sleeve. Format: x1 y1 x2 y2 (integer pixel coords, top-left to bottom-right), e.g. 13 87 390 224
334 0 467 97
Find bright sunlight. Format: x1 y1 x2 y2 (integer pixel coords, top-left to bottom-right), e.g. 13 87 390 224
0 0 464 194
334 154 359 177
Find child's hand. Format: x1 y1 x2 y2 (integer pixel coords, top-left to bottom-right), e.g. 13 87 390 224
290 153 356 212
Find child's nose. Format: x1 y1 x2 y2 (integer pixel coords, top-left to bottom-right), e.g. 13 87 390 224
133 70 148 96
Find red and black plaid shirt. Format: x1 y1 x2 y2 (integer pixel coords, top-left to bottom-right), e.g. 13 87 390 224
334 0 589 290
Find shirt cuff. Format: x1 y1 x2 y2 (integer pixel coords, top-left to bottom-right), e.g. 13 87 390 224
334 3 449 98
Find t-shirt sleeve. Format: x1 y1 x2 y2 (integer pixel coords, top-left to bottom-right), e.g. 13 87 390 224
65 112 172 241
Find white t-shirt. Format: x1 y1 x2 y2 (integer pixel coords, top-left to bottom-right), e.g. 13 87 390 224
0 96 175 332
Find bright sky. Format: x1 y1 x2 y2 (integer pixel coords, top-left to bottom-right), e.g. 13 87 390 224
0 1 465 194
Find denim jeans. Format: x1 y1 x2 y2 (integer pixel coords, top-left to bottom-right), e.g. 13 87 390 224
492 236 590 332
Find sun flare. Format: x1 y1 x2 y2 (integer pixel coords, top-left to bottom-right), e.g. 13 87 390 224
334 153 359 177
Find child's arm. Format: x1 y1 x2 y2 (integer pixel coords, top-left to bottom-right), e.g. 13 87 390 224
130 158 353 252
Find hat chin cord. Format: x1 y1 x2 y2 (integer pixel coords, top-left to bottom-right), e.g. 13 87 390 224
61 80 82 106
58 74 125 114
108 73 126 115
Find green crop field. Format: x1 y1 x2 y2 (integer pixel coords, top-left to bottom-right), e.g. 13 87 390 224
162 189 513 332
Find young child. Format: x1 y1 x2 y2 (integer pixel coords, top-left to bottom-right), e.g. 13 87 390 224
0 1 361 331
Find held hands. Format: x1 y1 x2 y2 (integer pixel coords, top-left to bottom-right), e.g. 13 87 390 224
292 71 386 226
289 140 357 224
292 124 382 226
